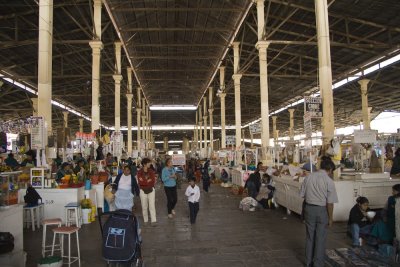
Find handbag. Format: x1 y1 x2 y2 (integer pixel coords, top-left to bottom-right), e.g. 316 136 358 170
142 187 153 194
0 232 14 254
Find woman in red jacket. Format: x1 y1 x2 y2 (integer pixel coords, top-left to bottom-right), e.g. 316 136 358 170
137 158 157 225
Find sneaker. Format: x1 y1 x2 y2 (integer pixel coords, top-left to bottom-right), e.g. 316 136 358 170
168 214 173 219
171 210 176 215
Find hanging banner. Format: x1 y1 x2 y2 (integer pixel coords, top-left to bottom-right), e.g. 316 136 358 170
112 131 123 157
249 123 261 134
304 113 312 138
304 96 323 118
30 117 45 149
226 135 235 146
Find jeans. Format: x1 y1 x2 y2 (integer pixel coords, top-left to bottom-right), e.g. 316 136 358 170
189 202 199 224
304 204 328 267
164 186 177 215
139 189 156 223
350 223 373 246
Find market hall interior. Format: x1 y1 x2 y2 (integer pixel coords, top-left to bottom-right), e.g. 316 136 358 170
1 0 400 267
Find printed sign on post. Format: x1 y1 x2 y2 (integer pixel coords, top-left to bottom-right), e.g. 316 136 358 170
354 129 378 143
304 113 312 138
249 123 261 134
226 135 236 146
304 97 323 118
172 154 186 166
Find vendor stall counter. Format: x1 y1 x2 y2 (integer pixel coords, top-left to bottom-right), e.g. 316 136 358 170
0 205 26 267
231 169 253 187
274 173 399 221
214 166 231 180
18 186 98 224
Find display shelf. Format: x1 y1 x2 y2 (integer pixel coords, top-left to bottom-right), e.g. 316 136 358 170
30 168 47 189
0 171 22 206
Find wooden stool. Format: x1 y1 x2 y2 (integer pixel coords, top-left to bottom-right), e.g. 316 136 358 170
23 205 41 231
51 226 81 267
42 218 62 257
64 202 82 227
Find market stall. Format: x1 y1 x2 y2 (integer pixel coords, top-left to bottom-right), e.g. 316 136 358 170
274 174 399 221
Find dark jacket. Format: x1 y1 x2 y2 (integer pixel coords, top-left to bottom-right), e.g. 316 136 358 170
114 173 140 196
348 204 369 228
245 172 261 193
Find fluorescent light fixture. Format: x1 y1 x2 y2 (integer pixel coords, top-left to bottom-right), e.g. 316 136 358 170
150 105 197 111
0 74 106 127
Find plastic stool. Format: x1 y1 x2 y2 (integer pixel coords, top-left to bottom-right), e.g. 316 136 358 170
42 218 62 257
51 226 81 267
23 205 40 231
64 202 82 227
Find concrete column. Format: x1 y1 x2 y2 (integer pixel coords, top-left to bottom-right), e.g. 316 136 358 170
233 74 242 149
203 97 208 149
194 110 198 150
89 40 103 132
113 75 122 131
255 0 270 149
220 93 226 149
288 109 295 140
37 0 53 133
315 0 335 144
199 106 203 150
126 93 133 153
90 0 103 132
126 67 133 154
79 118 84 132
142 98 146 141
136 108 141 144
255 0 265 40
358 79 371 130
208 87 214 151
219 66 226 149
276 130 280 140
163 137 168 152
31 98 38 116
232 41 242 150
272 116 277 140
113 41 122 131
136 87 141 144
62 111 68 128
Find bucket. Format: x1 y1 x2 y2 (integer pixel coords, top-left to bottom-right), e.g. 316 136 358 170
82 209 91 224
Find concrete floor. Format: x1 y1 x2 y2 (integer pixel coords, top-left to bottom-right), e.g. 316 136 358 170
24 182 352 267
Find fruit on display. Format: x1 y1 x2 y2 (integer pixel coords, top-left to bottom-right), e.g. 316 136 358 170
81 198 92 209
0 165 12 173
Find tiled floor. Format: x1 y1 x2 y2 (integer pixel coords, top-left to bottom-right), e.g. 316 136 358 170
24 182 352 266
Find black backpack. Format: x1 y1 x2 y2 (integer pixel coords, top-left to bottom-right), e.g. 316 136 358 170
0 232 14 254
24 186 42 206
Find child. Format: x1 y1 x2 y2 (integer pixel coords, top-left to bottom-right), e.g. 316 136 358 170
348 196 373 247
185 177 200 224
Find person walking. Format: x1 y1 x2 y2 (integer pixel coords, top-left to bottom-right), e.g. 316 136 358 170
137 158 157 225
202 160 211 193
300 156 338 267
114 165 140 210
162 158 178 218
185 177 200 224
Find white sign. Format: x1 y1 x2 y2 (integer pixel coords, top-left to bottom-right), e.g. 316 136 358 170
304 113 312 138
354 129 378 143
219 151 227 158
226 135 236 146
112 131 123 157
172 154 186 166
304 97 323 118
30 117 46 149
249 123 261 134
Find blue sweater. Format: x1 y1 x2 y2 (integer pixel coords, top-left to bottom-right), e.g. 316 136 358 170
162 167 176 187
